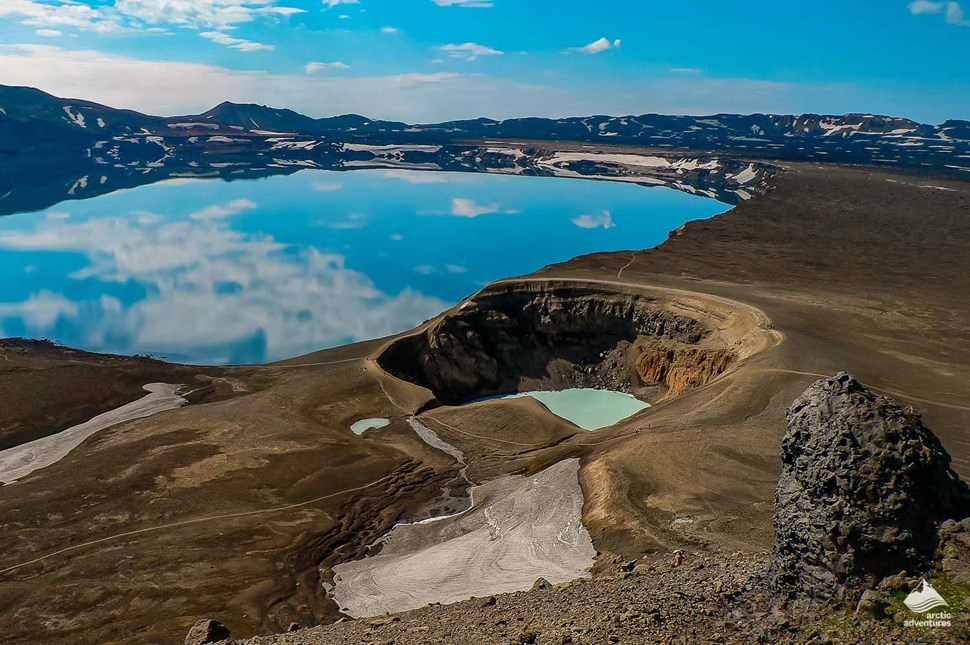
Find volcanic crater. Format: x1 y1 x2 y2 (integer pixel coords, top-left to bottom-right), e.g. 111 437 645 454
377 280 774 412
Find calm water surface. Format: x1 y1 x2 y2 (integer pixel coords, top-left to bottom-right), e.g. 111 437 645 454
480 389 651 430
0 170 726 364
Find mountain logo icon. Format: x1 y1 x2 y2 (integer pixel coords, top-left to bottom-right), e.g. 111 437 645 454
903 579 950 613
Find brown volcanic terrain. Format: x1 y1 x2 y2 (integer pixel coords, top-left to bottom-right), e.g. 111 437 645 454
528 163 970 558
0 339 224 451
0 157 968 644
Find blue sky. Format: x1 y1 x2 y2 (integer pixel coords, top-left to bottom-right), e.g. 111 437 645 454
0 0 967 121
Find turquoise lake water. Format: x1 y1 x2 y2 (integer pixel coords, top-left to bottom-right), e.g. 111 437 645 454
0 170 726 364
483 389 651 430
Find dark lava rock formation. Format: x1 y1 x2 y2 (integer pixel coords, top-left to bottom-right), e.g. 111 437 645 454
770 372 970 604
378 284 735 406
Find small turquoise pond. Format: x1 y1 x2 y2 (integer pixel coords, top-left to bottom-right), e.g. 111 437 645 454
483 388 650 430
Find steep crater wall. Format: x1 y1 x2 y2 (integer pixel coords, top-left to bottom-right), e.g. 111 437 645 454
378 283 750 407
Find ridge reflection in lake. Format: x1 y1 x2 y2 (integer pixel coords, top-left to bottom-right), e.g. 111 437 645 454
0 169 726 364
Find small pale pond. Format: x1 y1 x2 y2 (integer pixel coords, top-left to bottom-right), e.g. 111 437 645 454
349 418 390 435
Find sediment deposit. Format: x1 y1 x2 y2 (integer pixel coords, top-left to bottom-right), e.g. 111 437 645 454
330 459 595 617
0 383 186 484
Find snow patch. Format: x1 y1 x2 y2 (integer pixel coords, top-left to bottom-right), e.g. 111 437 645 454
342 143 443 154
62 106 86 128
168 122 220 130
731 164 759 185
207 136 250 144
68 175 89 195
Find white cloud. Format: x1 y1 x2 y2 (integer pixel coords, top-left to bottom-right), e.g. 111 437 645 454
909 1 944 13
908 1 970 24
380 26 400 33
946 1 970 23
670 67 701 74
432 0 495 6
412 263 468 274
440 42 503 61
311 180 344 192
0 291 78 330
115 0 305 28
450 198 513 217
323 0 358 7
190 198 257 220
0 214 449 363
34 28 62 37
0 0 124 32
0 44 498 120
570 37 621 54
572 211 615 229
317 212 366 229
200 30 273 52
136 211 165 225
382 170 448 183
0 0 306 33
0 43 875 122
305 61 350 74
380 170 472 184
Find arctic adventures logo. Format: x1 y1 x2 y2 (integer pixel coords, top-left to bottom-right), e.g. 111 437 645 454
902 579 952 628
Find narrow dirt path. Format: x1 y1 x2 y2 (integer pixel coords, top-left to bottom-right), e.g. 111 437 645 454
616 250 642 281
0 473 398 578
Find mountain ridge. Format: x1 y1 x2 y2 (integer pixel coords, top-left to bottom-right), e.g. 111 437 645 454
1 84 967 219
2 83 967 145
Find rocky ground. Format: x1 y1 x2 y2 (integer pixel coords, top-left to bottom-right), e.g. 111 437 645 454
226 374 970 645
0 338 225 451
236 553 967 645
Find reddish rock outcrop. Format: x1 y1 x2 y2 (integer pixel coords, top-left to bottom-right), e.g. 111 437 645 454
635 343 734 398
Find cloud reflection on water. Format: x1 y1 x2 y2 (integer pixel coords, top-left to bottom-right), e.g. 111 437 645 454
0 169 727 364
0 208 448 364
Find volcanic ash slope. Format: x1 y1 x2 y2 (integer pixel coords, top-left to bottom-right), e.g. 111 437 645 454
331 458 595 617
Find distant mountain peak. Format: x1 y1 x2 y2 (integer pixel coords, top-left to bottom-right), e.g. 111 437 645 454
0 85 967 174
